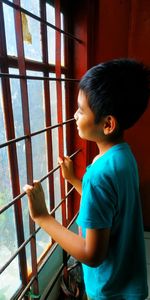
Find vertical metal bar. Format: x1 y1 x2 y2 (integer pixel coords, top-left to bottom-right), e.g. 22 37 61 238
40 0 55 216
63 5 74 223
0 1 28 294
55 0 67 227
13 0 39 295
55 0 68 280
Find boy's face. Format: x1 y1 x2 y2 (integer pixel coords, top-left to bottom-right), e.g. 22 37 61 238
74 90 104 142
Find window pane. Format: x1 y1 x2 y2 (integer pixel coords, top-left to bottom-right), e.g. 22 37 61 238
36 227 51 260
21 0 40 17
0 256 21 299
9 68 27 189
0 79 6 144
61 13 65 67
46 3 55 65
3 3 17 56
0 148 12 206
9 68 24 138
0 149 21 297
22 15 42 61
27 71 45 132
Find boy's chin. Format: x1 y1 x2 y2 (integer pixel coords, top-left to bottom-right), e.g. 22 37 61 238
78 131 86 140
78 131 90 141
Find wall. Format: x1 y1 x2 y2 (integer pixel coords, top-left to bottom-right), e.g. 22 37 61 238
91 0 150 229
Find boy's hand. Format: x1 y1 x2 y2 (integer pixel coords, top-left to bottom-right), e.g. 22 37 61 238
23 181 49 224
58 156 75 183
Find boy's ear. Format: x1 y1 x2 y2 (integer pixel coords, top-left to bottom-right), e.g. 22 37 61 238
103 115 117 135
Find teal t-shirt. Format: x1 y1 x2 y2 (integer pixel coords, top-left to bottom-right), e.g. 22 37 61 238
76 143 148 300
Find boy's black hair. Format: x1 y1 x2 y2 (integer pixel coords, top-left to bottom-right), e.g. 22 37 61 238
79 59 150 131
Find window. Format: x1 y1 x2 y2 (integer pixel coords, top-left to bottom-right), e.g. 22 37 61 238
0 0 80 299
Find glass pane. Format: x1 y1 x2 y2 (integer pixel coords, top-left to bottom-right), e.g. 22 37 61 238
0 256 21 299
31 134 48 183
27 71 45 132
61 13 65 67
22 194 30 240
46 3 55 65
9 68 27 189
16 140 27 188
22 14 42 61
21 0 40 17
3 3 17 56
36 227 51 260
49 73 57 126
26 243 32 276
0 148 13 206
9 68 24 138
0 79 6 144
0 151 21 298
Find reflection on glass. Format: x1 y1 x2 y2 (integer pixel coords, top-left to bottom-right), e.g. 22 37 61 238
22 15 42 61
3 3 17 56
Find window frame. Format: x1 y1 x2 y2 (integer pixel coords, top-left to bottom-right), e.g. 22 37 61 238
0 0 81 298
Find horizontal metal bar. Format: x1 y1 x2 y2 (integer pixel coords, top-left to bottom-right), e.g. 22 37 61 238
0 118 75 149
17 212 79 300
17 274 37 300
0 187 74 275
0 0 82 43
40 149 81 183
0 72 80 82
0 149 81 214
0 55 67 74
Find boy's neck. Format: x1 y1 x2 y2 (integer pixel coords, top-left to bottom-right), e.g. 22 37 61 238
96 137 124 157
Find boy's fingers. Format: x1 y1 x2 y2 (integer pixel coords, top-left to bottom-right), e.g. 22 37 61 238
23 185 34 197
58 156 64 164
33 180 44 194
23 184 32 191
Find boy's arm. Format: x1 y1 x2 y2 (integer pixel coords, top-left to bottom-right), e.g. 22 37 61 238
58 156 82 195
39 214 110 267
24 181 110 267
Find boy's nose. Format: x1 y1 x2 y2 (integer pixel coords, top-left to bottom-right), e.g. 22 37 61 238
74 111 78 120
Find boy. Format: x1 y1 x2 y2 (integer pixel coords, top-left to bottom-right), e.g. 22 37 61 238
24 59 149 300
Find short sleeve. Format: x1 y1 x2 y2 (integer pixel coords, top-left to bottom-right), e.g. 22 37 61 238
77 177 117 229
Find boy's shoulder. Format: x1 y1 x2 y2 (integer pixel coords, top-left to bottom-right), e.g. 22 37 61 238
87 143 133 184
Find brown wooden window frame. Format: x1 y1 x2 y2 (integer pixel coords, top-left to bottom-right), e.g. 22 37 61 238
0 0 81 298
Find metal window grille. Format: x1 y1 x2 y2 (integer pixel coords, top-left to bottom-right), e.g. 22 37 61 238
0 0 81 298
